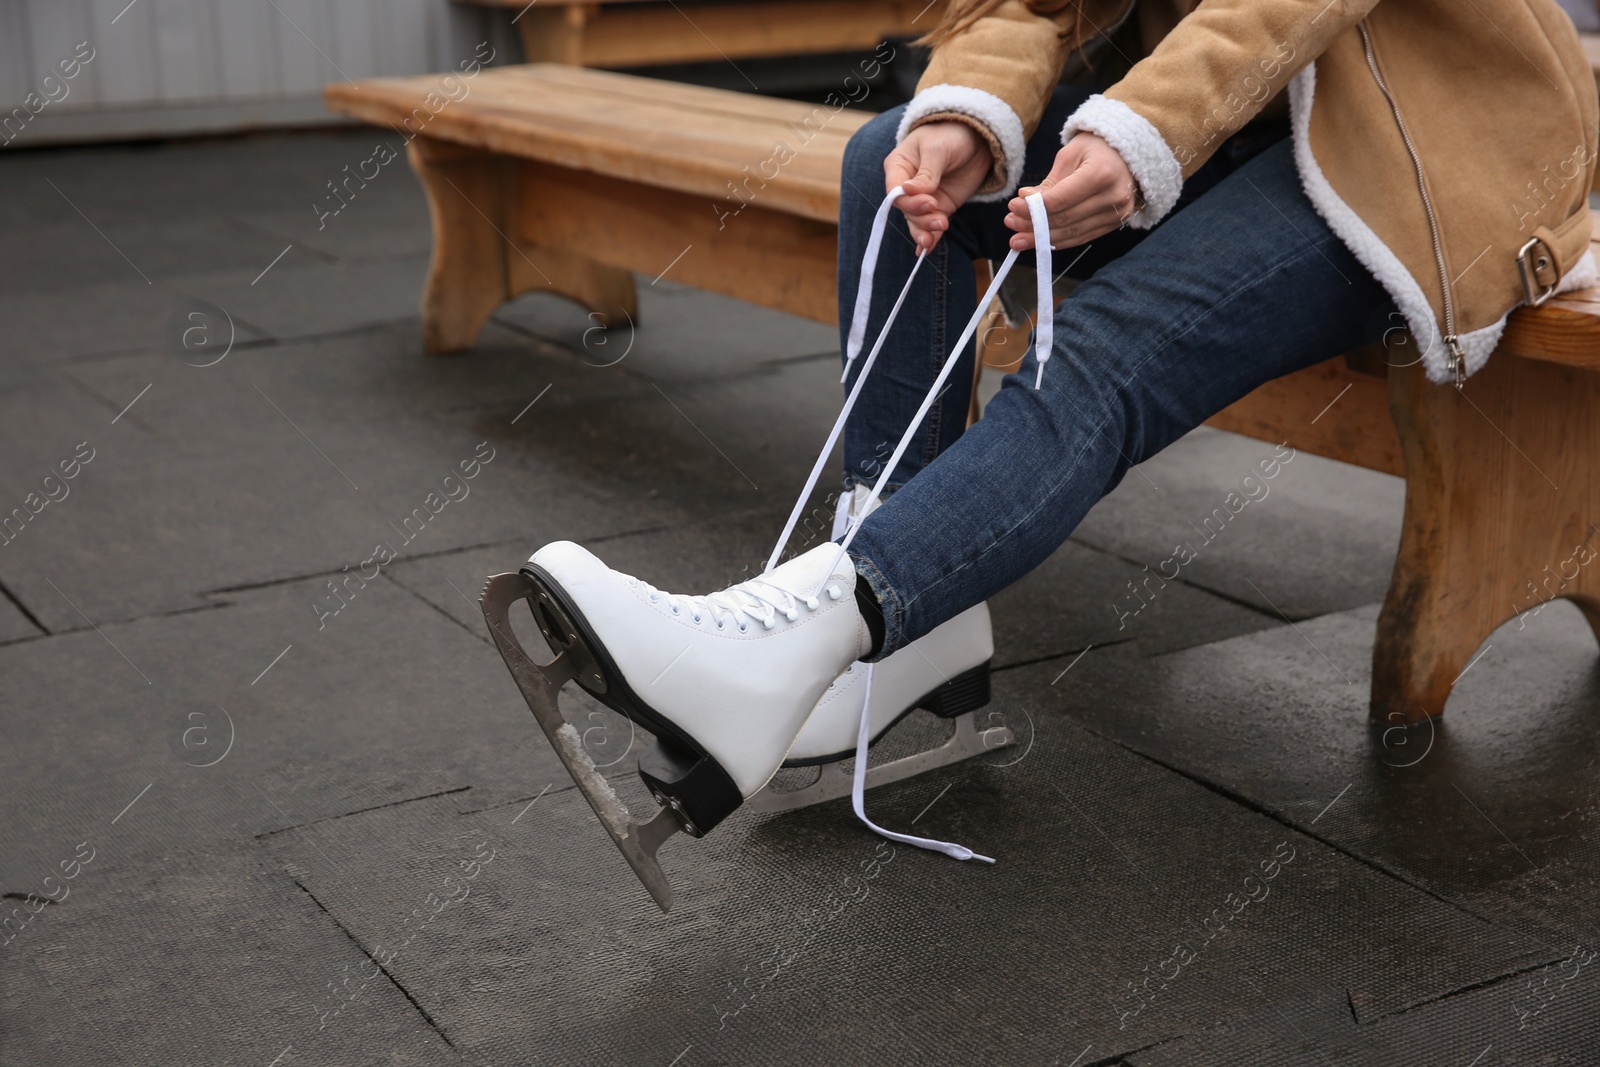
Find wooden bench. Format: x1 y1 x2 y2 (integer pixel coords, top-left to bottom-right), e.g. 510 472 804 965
460 0 937 69
325 63 1600 725
327 65 867 347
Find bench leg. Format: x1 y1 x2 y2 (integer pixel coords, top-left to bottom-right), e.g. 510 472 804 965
516 5 587 65
408 139 637 354
1372 357 1600 724
410 138 512 354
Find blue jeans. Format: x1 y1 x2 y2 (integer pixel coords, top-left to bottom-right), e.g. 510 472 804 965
840 87 1394 657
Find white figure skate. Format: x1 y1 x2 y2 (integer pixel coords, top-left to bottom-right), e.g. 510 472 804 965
480 540 867 912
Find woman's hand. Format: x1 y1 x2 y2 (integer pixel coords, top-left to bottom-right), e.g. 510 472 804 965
883 121 994 252
1005 133 1140 251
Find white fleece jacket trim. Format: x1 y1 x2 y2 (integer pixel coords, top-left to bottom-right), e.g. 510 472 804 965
1557 248 1599 296
896 84 1026 203
1288 64 1597 383
1060 95 1183 229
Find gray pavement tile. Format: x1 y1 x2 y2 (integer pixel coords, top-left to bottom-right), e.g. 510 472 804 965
0 326 625 629
0 360 134 637
229 191 434 264
0 214 293 296
258 677 1547 1066
1128 971 1600 1066
0 130 406 228
0 274 265 361
0 571 587 889
0 590 43 642
169 252 432 342
1030 602 1600 951
1072 427 1406 621
0 841 459 1067
492 275 839 384
990 538 1279 664
0 219 160 295
0 355 148 480
487 339 853 528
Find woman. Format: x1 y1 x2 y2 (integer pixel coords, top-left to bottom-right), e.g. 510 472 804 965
518 0 1596 850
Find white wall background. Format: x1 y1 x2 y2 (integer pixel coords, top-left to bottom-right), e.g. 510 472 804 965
0 0 517 146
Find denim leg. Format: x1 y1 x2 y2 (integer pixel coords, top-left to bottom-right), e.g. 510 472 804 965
849 136 1396 656
836 87 1100 492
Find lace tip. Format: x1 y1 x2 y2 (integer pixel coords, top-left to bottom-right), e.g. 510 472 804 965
969 852 997 865
1033 363 1045 390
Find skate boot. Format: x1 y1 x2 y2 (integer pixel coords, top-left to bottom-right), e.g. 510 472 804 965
480 539 868 911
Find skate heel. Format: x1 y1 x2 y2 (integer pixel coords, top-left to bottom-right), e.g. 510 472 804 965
917 661 991 718
638 740 743 838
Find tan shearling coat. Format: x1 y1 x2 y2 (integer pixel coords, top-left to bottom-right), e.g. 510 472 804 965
899 0 1598 382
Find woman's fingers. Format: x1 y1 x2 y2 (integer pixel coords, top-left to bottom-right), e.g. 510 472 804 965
882 144 925 193
1003 186 1132 233
883 121 994 251
896 192 944 217
886 132 952 197
1002 134 1140 250
1015 210 1126 250
885 137 950 249
1004 200 1128 250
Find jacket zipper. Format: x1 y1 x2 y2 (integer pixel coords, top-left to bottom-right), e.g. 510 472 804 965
1358 21 1467 387
1099 0 1138 44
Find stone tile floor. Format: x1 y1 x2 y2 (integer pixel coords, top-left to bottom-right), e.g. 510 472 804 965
0 128 1595 1066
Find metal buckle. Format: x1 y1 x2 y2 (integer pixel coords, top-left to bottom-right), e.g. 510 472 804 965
1517 237 1558 307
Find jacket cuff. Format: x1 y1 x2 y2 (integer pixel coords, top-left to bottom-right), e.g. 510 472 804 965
896 84 1026 203
1061 95 1183 229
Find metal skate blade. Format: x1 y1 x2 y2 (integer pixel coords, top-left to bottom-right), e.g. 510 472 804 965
480 571 682 913
747 711 1013 813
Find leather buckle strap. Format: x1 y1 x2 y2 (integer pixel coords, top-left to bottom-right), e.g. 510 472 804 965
1517 235 1560 307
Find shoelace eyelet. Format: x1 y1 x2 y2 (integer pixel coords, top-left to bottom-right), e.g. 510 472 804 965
804 596 819 611
738 623 748 633
671 605 680 615
716 619 726 630
649 593 659 602
784 609 798 622
826 584 842 600
693 614 702 624
762 618 776 631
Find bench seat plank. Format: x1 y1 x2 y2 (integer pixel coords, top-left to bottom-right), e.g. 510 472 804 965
326 66 870 223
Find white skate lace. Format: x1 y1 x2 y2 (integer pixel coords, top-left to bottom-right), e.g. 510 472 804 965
1026 191 1053 388
767 189 1052 577
633 574 842 633
763 186 1055 865
853 662 994 864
